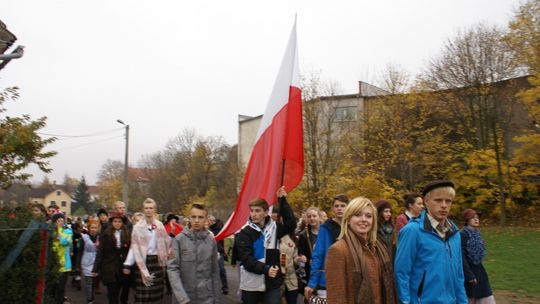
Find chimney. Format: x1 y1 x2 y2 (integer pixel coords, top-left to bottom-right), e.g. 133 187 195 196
358 81 363 96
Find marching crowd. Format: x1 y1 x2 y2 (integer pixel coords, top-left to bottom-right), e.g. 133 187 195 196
28 179 495 304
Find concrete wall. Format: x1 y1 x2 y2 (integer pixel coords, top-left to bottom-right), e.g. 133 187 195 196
238 115 262 168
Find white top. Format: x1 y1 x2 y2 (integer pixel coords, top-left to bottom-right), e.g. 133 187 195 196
81 234 98 276
123 225 158 266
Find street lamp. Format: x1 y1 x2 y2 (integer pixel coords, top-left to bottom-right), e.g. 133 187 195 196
117 119 130 210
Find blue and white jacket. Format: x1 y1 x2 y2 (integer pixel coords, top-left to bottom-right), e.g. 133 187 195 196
236 197 296 292
394 210 467 304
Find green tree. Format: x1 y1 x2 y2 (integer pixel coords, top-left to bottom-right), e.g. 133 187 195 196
72 176 91 214
0 87 56 189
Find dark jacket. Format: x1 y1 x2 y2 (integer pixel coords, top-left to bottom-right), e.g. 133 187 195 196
460 229 493 299
297 227 318 286
209 220 226 255
93 227 130 284
236 197 296 291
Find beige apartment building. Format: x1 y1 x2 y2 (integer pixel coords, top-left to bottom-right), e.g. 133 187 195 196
238 81 388 167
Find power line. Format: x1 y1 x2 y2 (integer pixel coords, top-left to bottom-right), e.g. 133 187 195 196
37 127 124 139
54 135 124 151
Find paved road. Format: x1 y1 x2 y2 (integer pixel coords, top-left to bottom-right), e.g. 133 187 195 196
65 265 242 304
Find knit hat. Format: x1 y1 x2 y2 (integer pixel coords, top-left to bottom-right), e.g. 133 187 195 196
375 200 392 213
51 212 65 222
422 180 455 196
97 208 108 217
108 211 127 224
462 208 478 223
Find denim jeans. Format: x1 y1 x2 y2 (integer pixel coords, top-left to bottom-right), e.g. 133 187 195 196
83 276 94 303
218 253 228 291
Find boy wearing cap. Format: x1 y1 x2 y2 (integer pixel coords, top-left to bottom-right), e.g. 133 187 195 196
394 180 467 304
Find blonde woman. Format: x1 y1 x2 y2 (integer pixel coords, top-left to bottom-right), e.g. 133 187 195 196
131 212 144 224
326 197 397 304
297 206 322 297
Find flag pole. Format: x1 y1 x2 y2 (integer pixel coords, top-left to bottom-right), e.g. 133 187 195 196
279 159 286 215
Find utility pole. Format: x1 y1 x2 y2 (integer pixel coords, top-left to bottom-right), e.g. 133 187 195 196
117 120 129 210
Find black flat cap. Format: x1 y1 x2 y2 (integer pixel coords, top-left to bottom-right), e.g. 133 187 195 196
422 180 455 196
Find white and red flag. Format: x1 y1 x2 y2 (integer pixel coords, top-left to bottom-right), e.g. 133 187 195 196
215 21 304 240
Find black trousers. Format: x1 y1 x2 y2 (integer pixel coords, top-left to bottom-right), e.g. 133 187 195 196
242 288 281 304
105 274 130 304
55 272 68 304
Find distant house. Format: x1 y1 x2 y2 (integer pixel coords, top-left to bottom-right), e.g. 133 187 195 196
0 19 24 71
29 188 73 216
87 185 100 202
129 167 157 193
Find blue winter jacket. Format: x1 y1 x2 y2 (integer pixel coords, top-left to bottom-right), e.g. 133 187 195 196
306 219 340 289
394 210 467 304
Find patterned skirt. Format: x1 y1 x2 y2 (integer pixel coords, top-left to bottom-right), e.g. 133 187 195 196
134 255 165 304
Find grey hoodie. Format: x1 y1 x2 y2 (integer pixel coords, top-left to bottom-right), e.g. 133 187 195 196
167 229 221 304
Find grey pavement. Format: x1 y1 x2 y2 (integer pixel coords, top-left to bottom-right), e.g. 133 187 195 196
65 265 242 304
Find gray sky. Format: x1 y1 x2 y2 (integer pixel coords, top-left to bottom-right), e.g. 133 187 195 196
2 0 520 185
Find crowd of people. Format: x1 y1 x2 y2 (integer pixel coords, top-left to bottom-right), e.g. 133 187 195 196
24 180 496 304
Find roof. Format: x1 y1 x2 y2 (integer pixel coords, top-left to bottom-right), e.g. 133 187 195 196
0 20 16 54
87 185 100 194
128 167 158 183
28 188 53 198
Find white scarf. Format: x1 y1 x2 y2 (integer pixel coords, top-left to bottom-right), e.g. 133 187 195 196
130 218 170 279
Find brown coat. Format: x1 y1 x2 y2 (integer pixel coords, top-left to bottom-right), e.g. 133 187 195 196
326 239 396 304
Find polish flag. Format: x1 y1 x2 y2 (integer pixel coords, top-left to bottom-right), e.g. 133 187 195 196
215 21 304 240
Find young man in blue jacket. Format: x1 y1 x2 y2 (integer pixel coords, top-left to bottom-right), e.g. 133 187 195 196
304 194 348 300
394 180 467 304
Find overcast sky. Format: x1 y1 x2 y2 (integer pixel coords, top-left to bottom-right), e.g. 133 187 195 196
2 0 520 185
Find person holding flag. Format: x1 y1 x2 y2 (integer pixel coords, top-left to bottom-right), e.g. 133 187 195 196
215 18 304 243
236 186 296 304
213 16 303 304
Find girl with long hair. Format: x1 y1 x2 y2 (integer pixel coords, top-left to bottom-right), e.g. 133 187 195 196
297 206 322 300
375 200 395 260
92 212 131 304
326 197 397 304
79 220 100 303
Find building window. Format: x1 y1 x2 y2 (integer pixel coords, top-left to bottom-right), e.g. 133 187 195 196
50 201 56 205
57 191 61 196
61 201 66 207
334 106 357 122
34 201 38 204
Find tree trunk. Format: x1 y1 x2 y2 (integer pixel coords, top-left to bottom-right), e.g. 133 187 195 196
492 122 507 226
